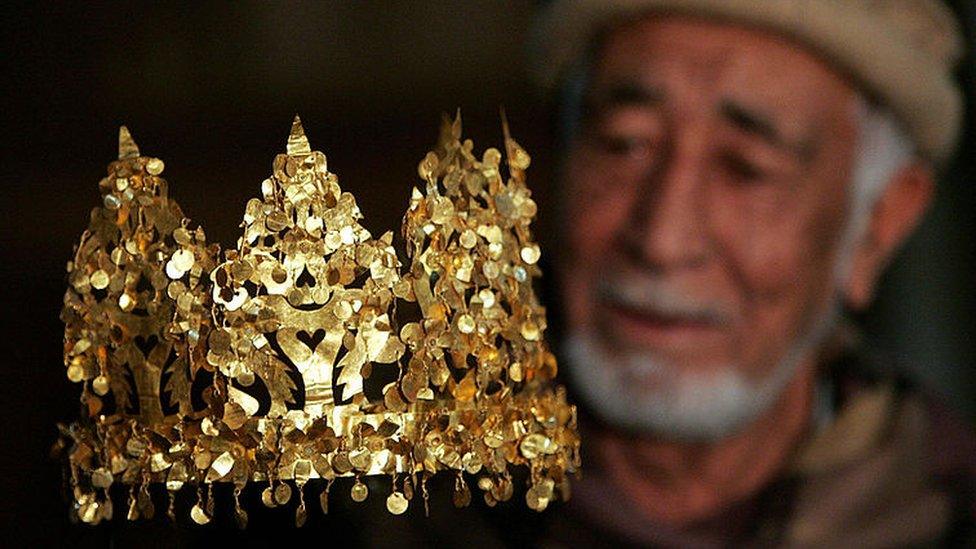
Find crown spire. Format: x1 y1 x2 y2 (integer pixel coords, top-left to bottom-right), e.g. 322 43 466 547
287 114 311 156
500 107 531 174
118 125 140 159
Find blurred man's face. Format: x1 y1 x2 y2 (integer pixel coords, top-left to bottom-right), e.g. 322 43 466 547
561 16 860 436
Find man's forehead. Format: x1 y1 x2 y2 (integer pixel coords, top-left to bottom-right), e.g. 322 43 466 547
588 15 857 137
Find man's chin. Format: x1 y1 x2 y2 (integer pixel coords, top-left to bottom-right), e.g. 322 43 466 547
563 330 793 441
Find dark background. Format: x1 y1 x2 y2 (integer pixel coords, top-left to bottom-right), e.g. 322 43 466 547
0 2 972 545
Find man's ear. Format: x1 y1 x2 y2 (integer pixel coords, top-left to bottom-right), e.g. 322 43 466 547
844 161 934 309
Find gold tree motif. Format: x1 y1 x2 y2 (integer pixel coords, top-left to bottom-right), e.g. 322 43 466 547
396 113 570 510
63 127 215 425
209 116 404 419
399 112 555 405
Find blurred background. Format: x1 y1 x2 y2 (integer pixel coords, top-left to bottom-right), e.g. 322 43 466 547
0 1 972 544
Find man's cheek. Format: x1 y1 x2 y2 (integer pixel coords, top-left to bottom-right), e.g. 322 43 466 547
563 277 592 330
567 193 626 258
716 211 815 296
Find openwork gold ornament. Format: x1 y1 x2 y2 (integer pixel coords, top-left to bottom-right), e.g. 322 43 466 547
58 115 579 527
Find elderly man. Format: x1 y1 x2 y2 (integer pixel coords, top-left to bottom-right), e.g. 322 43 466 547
361 2 972 547
524 0 975 546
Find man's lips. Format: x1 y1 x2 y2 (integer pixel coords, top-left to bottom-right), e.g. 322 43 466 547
601 299 727 348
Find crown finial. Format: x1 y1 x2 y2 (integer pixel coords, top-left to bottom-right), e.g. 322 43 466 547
499 107 531 173
118 125 141 159
287 114 311 156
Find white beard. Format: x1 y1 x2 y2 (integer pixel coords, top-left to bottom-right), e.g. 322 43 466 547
563 302 839 441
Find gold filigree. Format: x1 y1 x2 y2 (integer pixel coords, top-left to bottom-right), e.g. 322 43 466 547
58 115 579 527
208 116 404 418
60 127 218 523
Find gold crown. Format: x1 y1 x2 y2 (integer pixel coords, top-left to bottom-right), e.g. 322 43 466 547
58 114 579 527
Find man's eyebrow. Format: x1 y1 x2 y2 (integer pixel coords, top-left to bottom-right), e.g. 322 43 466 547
719 100 815 160
584 81 665 113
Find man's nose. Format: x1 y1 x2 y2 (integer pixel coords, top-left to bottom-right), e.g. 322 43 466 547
621 134 710 270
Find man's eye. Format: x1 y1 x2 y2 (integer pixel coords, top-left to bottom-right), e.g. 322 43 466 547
595 134 654 158
720 153 767 183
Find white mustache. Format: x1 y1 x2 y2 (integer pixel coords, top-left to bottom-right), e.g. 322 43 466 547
597 276 736 325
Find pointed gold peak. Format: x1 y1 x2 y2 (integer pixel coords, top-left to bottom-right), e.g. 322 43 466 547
436 110 463 153
118 125 141 160
287 114 312 156
500 106 513 144
452 108 462 139
500 108 531 172
438 111 452 133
